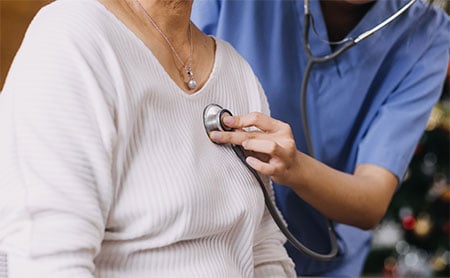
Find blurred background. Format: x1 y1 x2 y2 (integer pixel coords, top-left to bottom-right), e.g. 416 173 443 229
1 1 449 277
1 0 52 88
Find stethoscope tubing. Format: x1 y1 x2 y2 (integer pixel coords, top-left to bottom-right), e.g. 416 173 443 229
300 13 356 158
203 103 338 260
299 0 417 260
297 13 356 260
231 144 339 260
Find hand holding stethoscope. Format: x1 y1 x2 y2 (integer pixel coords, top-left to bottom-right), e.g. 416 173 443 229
203 104 339 260
209 112 300 187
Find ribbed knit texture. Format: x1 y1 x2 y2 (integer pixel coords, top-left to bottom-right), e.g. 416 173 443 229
0 252 6 278
0 0 295 277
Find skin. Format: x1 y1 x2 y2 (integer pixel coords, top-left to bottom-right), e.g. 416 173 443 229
320 0 376 42
210 114 397 230
97 0 215 94
210 0 398 231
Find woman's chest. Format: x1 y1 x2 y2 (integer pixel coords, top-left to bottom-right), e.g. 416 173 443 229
106 99 265 242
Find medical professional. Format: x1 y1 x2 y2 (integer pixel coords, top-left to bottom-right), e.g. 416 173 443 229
192 0 450 276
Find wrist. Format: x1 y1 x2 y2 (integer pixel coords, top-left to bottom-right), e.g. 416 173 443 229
283 151 310 192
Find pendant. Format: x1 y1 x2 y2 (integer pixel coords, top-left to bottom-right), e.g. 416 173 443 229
186 69 197 90
188 78 197 90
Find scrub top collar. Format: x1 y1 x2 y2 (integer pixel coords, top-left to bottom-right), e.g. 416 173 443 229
294 0 415 76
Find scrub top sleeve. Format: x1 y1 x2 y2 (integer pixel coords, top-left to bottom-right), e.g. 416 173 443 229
356 30 449 182
0 5 116 276
191 0 221 35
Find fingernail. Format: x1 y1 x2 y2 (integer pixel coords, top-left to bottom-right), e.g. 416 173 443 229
210 131 222 140
246 156 257 167
222 116 234 125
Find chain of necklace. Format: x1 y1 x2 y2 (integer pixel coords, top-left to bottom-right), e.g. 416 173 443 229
134 0 197 90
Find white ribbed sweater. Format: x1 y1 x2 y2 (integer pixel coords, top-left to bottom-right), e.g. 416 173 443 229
0 0 295 277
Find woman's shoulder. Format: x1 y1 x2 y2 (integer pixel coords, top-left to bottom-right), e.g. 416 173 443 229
34 0 106 23
28 0 117 43
214 37 257 75
214 38 243 58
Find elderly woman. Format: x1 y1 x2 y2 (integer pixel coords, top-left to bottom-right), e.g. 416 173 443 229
0 0 295 277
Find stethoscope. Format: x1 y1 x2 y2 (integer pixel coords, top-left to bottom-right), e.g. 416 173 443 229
203 103 338 260
203 0 416 261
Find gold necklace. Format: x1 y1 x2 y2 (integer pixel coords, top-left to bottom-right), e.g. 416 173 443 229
134 0 197 90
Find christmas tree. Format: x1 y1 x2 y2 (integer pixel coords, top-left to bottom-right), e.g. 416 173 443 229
363 63 450 277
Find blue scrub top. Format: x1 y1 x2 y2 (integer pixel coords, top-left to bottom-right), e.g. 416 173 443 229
192 0 450 276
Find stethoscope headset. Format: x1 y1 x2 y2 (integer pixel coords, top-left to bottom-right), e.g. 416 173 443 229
203 0 417 261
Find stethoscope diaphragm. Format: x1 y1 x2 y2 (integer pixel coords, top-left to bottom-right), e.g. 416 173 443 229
203 104 233 142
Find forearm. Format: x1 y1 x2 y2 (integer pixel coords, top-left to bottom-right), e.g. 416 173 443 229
285 151 397 229
209 113 398 229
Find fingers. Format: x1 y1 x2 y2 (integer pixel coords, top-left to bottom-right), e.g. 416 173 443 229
209 129 257 145
208 113 298 185
245 154 286 177
245 156 276 176
210 112 292 146
221 112 286 133
243 139 280 176
242 138 289 174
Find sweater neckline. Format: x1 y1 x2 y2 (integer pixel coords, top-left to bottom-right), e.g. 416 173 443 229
92 0 220 98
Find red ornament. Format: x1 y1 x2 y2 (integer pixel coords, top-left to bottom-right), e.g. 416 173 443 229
402 215 416 230
414 143 423 155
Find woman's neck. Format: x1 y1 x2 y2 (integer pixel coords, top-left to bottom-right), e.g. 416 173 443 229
128 0 193 47
137 0 192 31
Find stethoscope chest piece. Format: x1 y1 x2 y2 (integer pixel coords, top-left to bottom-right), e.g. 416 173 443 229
203 104 233 142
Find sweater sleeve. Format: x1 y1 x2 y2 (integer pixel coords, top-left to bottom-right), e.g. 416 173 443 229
251 82 296 277
253 178 296 278
0 4 116 277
